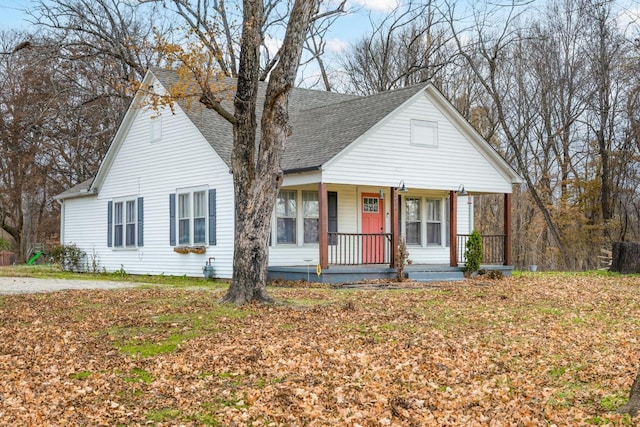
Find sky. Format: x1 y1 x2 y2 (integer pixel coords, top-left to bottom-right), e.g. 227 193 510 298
1 0 639 72
0 0 398 48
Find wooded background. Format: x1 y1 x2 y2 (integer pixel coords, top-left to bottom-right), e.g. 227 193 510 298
1 0 639 270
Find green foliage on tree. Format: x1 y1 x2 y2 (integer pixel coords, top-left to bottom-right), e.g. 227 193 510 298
464 230 483 275
0 237 9 251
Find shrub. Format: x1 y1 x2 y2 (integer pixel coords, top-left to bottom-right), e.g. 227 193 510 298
50 243 86 272
464 230 483 276
0 237 10 251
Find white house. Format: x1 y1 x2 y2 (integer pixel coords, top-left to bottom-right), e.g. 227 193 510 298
55 68 521 282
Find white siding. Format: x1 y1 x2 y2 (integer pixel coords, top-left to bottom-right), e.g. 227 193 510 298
61 195 103 268
323 92 514 194
63 94 235 278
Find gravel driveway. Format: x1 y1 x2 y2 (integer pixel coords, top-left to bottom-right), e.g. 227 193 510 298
0 276 141 294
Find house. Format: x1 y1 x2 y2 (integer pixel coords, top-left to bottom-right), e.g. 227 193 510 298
55 68 522 282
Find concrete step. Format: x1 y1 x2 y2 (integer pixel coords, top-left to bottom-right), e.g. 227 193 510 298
406 270 465 282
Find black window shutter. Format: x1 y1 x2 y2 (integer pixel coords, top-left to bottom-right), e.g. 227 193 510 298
107 201 113 247
137 197 144 247
208 189 216 246
328 191 338 244
169 193 176 246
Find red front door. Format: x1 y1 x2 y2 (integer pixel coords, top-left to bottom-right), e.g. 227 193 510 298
362 193 384 263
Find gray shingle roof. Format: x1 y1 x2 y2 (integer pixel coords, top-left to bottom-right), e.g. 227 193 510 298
151 68 427 172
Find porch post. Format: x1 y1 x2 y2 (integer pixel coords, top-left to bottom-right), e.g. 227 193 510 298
319 183 329 269
390 186 399 268
504 192 512 266
449 191 458 267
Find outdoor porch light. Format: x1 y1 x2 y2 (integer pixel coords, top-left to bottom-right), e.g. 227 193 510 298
457 184 468 196
398 180 408 193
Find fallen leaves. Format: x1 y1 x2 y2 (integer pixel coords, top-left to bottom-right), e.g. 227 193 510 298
0 275 639 425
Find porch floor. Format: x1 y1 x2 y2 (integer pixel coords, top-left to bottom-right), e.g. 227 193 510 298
267 264 513 285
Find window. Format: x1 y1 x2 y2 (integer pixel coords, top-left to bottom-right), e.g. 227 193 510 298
193 191 206 244
303 191 319 243
426 199 442 245
126 200 136 246
411 120 438 147
114 202 124 247
169 189 215 247
177 190 207 245
109 198 142 248
178 193 190 245
277 190 297 244
405 198 421 245
363 197 379 212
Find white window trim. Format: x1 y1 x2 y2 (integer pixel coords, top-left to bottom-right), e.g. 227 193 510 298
404 197 422 246
425 198 443 247
113 196 138 250
401 195 447 248
175 185 209 247
273 189 320 247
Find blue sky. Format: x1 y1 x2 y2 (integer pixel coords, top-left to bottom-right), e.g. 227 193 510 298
0 0 396 45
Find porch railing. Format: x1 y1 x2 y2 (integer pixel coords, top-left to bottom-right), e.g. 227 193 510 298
457 234 506 265
328 232 392 265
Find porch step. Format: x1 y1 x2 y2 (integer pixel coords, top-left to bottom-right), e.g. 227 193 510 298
406 270 465 282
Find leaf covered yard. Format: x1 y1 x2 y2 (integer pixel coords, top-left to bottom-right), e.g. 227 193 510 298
0 274 639 426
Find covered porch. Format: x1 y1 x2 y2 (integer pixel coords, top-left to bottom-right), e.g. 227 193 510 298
267 182 514 283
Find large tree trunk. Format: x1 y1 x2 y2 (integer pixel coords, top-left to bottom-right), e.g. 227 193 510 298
618 367 640 417
221 0 317 304
610 242 640 274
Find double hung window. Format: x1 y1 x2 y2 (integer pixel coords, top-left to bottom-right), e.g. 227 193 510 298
109 197 143 248
426 199 442 245
275 190 320 245
178 190 207 245
276 191 297 244
405 198 421 245
303 191 319 243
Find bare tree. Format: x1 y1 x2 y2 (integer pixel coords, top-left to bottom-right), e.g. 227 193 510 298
32 0 169 81
341 0 456 95
151 0 343 303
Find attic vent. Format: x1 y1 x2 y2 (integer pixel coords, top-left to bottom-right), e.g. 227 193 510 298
150 115 162 143
411 120 438 148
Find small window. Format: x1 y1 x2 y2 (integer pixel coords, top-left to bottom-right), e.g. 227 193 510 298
411 120 438 147
303 191 319 244
405 198 421 245
426 199 442 245
277 191 297 244
363 197 379 213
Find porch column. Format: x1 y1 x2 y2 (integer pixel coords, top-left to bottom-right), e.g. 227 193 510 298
449 191 458 267
390 186 399 268
319 183 329 269
504 192 512 266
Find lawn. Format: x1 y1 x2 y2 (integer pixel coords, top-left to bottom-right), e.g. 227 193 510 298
0 271 639 426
